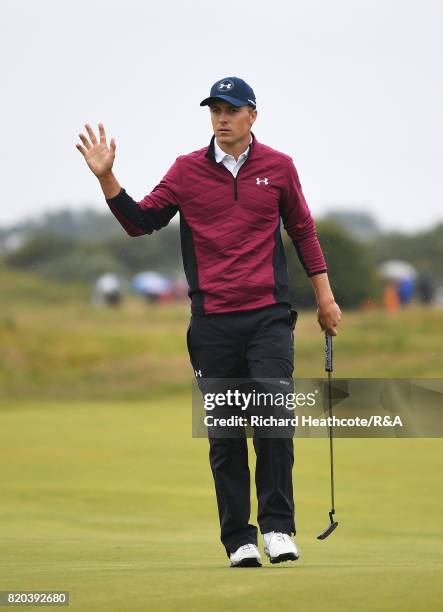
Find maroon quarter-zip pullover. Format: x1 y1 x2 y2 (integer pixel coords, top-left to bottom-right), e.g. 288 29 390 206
106 132 327 314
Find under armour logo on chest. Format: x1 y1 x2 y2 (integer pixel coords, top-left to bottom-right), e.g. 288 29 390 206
256 177 269 185
195 369 203 378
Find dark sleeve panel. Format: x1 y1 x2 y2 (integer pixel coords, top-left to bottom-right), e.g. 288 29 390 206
280 158 327 276
106 188 178 237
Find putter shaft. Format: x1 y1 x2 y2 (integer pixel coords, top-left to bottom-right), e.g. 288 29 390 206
317 332 338 540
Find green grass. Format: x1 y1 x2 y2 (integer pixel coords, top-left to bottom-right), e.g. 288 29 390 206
1 266 442 610
0 396 442 611
1 295 443 400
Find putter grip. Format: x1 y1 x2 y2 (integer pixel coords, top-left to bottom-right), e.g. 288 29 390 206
325 332 333 372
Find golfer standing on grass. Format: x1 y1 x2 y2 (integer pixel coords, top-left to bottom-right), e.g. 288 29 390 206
76 76 341 567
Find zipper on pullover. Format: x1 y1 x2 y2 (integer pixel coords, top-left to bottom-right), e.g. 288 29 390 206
207 134 253 201
232 155 250 200
218 163 243 201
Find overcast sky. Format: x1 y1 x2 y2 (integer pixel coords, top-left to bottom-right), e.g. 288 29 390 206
1 0 442 232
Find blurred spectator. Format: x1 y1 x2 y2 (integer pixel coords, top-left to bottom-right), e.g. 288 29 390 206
132 271 172 304
379 259 417 309
92 273 122 307
383 282 400 312
415 272 437 305
171 275 190 301
397 277 415 306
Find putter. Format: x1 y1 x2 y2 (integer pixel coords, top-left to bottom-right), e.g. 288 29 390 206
317 332 339 540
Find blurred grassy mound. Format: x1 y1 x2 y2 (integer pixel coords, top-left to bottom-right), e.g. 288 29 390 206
1 264 442 401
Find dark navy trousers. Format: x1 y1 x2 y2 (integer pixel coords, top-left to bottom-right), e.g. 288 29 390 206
186 303 298 556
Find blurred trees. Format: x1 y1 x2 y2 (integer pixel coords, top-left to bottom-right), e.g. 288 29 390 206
371 223 443 281
2 224 181 284
1 207 442 308
284 221 382 308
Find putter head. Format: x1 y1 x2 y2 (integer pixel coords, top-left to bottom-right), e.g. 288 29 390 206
317 520 338 540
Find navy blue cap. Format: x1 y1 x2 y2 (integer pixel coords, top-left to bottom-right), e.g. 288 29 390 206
200 77 256 108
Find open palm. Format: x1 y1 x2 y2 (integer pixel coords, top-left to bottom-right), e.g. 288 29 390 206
76 123 116 177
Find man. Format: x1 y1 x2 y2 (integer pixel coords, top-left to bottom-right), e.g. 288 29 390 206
76 76 341 567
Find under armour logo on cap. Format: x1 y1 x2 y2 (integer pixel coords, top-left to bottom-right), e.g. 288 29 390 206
217 79 234 91
200 76 256 108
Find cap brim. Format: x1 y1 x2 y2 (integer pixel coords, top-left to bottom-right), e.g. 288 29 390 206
199 95 252 107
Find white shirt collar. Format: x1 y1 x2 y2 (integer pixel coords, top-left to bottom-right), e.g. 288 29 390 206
214 134 253 163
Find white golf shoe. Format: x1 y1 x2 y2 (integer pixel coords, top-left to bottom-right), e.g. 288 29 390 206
230 543 262 567
263 531 300 564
